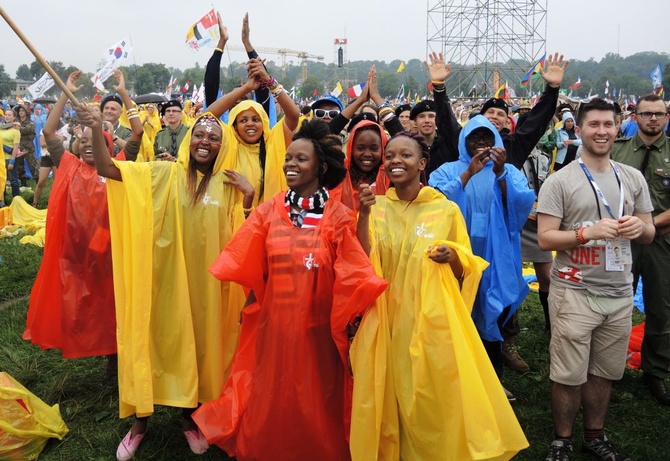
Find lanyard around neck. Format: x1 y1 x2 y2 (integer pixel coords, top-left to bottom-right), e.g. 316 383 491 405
578 158 624 220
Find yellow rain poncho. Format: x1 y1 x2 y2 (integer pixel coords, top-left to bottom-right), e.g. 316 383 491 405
106 113 246 418
224 100 289 205
182 100 196 127
350 186 528 461
136 105 162 162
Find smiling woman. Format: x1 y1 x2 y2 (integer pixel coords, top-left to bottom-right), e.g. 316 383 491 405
75 100 256 458
193 119 386 461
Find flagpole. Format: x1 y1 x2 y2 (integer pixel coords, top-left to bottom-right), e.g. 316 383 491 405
0 6 80 104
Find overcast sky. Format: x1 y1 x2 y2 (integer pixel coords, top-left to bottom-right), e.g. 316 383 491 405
1 0 667 78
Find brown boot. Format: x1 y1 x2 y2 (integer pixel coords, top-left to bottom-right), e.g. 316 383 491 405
643 373 670 405
502 339 530 373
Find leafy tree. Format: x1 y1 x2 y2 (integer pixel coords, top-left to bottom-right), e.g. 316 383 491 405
300 75 323 99
16 64 32 81
0 64 13 98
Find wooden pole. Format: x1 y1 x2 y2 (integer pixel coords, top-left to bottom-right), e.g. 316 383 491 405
0 6 80 104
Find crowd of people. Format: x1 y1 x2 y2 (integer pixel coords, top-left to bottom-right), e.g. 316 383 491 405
3 12 670 461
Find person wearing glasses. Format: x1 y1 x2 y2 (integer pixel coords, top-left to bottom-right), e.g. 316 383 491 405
153 100 189 160
612 93 670 406
429 115 535 404
311 94 344 123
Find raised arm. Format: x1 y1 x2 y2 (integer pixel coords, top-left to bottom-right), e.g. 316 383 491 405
75 104 122 181
424 52 461 167
207 77 259 119
43 71 83 167
241 13 271 115
112 69 143 160
367 66 404 136
247 58 299 133
204 12 229 107
509 53 568 168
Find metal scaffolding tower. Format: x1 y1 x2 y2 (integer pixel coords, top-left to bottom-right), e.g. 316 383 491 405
426 0 548 98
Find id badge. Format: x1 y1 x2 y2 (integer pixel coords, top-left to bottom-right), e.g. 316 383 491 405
605 238 632 271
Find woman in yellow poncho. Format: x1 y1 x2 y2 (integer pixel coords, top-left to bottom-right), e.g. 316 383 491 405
350 131 529 461
208 57 300 207
75 86 257 460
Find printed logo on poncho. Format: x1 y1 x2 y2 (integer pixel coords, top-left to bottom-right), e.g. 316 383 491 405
303 253 319 270
201 192 220 206
98 176 107 184
415 223 435 239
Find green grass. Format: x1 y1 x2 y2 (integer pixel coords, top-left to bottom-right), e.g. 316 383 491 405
1 221 669 459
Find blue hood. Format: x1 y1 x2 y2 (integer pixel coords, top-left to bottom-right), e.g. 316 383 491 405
457 115 504 163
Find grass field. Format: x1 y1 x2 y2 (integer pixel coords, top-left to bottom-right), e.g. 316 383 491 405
1 181 668 460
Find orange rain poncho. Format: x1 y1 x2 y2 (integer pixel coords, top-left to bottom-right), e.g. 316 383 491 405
24 150 117 358
193 193 387 461
329 120 390 211
349 186 529 461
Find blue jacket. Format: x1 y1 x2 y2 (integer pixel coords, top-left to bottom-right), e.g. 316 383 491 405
555 112 582 165
429 115 535 341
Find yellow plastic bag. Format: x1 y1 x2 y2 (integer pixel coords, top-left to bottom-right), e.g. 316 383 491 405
0 372 69 460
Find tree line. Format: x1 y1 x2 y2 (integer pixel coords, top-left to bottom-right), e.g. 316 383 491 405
1 51 668 101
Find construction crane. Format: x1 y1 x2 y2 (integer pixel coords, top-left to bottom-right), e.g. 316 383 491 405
226 45 324 81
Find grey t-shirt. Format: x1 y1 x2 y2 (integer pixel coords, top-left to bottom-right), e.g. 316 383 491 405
538 159 653 297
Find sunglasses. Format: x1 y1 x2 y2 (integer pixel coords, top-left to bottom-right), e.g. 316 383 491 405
314 109 340 119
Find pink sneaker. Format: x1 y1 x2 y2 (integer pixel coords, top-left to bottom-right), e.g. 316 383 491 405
184 428 209 454
116 430 146 461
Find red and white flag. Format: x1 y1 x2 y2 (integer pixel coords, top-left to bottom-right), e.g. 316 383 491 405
348 83 365 98
182 81 190 93
569 77 581 89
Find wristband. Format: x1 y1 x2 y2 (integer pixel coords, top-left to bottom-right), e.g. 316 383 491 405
215 47 223 53
496 170 507 181
577 226 588 245
8 158 15 165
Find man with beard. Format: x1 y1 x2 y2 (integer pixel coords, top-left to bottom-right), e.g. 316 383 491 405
612 93 670 406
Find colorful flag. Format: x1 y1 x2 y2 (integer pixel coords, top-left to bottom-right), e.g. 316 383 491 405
521 54 546 86
27 72 54 99
331 82 343 97
650 64 663 89
604 80 609 95
396 61 405 73
348 83 365 98
494 82 507 99
185 9 220 54
104 35 133 68
569 77 581 89
396 84 405 102
182 81 191 94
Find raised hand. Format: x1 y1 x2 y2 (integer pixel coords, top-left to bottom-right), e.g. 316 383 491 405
224 169 255 208
423 51 451 83
241 13 250 48
217 11 229 44
540 52 569 88
65 70 84 94
74 103 102 129
247 57 271 84
112 68 126 93
358 184 376 215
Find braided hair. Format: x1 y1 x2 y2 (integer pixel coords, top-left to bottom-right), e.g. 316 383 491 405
291 119 347 189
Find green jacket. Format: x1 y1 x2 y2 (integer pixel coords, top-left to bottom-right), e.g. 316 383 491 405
154 123 189 158
611 134 670 217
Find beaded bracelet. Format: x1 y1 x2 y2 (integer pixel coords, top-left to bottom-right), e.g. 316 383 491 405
259 77 276 90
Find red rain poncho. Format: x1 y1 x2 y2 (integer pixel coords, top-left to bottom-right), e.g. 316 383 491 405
193 193 387 461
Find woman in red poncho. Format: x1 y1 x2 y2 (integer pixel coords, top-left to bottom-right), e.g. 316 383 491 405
193 119 388 461
24 70 141 362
